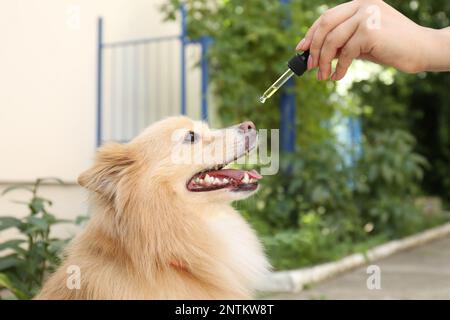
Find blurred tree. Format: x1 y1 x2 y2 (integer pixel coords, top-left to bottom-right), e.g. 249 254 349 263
162 0 347 146
352 0 450 204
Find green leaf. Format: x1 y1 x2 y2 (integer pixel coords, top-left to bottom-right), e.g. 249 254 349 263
35 177 64 187
1 185 33 196
0 273 30 300
0 239 25 252
75 215 90 225
0 255 21 271
25 216 49 232
47 239 69 254
10 200 30 205
0 217 22 231
29 197 49 214
53 218 73 224
381 164 393 183
43 213 71 225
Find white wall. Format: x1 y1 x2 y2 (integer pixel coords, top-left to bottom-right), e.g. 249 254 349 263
0 0 201 233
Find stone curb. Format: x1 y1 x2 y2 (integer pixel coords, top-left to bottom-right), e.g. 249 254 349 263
258 221 450 293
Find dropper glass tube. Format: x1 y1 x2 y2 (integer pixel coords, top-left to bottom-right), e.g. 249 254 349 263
259 50 310 104
259 68 295 104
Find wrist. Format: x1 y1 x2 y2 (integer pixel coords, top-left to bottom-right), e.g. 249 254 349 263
419 27 450 72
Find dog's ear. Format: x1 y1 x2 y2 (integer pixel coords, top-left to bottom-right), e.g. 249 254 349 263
78 143 134 199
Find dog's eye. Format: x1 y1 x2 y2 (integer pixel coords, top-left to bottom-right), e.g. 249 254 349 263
184 131 199 144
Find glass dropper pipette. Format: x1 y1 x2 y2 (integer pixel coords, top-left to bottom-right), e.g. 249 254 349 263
259 50 310 104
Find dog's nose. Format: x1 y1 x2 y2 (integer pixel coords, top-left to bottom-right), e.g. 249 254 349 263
238 121 256 133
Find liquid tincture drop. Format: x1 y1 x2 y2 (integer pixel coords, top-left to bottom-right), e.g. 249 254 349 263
259 69 295 104
259 50 310 104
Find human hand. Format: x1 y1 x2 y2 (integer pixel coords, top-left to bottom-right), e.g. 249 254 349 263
296 0 443 80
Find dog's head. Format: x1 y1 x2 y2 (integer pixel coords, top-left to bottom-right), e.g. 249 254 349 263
78 116 261 208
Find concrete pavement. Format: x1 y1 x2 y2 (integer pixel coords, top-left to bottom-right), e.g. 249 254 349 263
269 236 450 300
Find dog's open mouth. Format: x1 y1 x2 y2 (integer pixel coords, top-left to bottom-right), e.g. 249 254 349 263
187 125 261 192
187 166 262 192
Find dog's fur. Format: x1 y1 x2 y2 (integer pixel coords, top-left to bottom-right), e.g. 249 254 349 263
36 117 269 299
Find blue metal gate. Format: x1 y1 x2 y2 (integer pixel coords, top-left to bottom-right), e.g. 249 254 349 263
96 6 210 146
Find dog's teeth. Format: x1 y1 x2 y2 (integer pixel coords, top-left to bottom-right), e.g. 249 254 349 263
205 174 213 183
195 177 201 183
213 178 220 185
242 172 249 184
223 178 229 184
249 178 256 183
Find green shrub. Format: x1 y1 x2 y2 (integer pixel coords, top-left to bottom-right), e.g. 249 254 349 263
355 130 432 237
0 178 85 299
241 130 445 270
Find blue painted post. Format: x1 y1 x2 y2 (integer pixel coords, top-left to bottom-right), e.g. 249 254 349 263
280 79 296 152
200 36 211 121
279 0 296 153
96 17 103 147
349 117 362 165
180 5 187 115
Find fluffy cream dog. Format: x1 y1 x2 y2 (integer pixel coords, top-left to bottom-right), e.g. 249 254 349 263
36 116 269 299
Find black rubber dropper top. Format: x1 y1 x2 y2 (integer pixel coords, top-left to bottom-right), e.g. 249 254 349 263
288 50 310 76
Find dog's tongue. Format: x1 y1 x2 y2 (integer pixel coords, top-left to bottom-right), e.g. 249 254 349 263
207 169 262 181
